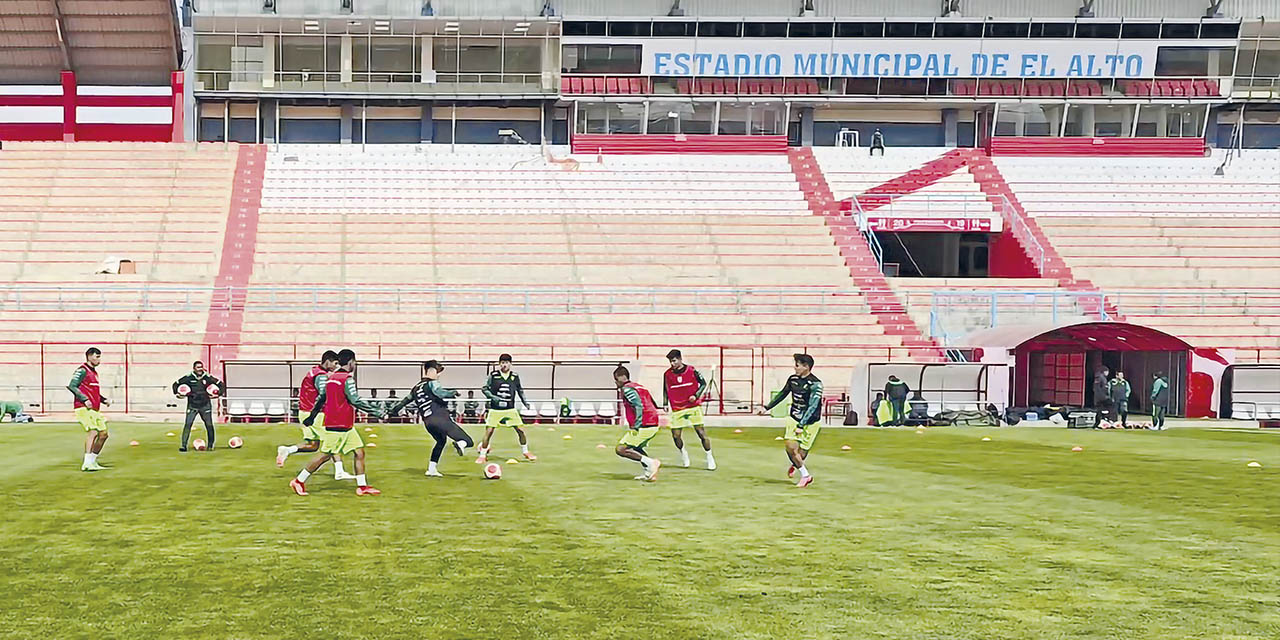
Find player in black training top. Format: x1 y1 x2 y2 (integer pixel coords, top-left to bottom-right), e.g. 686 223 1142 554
388 360 475 477
476 353 536 463
758 353 823 488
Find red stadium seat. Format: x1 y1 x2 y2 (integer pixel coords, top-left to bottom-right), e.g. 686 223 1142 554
561 77 571 93
803 79 819 94
592 77 605 93
677 78 691 94
569 77 582 94
605 77 618 93
1202 79 1220 96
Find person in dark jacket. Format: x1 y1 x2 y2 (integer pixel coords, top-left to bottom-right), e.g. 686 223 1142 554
869 392 884 426
173 361 226 451
870 128 885 156
1150 371 1170 430
1092 366 1111 427
1109 371 1131 428
885 375 910 426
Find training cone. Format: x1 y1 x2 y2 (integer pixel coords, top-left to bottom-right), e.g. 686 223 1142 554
733 428 743 433
505 458 519 465
547 427 556 431
596 443 607 449
981 436 991 442
165 431 175 437
365 427 373 432
840 445 851 451
369 433 378 438
563 434 572 440
1247 461 1262 468
129 440 140 447
1071 446 1084 452
368 442 377 448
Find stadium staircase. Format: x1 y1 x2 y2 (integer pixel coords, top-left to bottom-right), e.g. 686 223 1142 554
202 144 267 368
786 147 943 359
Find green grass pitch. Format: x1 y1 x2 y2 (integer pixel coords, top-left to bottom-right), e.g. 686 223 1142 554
1 422 1277 639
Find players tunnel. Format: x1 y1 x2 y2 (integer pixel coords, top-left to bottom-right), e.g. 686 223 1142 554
964 321 1231 419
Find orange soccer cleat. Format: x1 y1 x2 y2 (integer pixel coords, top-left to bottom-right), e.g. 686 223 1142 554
289 478 308 496
356 485 382 496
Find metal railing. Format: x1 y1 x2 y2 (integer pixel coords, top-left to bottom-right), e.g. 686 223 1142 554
845 191 883 271
996 194 1047 274
0 285 871 315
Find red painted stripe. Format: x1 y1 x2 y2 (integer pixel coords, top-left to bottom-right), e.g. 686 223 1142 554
203 145 267 371
0 95 62 106
0 123 64 140
571 133 789 155
77 95 173 108
75 123 173 142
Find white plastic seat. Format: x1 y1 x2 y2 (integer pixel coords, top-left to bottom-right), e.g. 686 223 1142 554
267 401 287 416
597 402 618 420
520 404 538 418
248 401 267 416
539 402 558 419
576 402 596 419
228 399 248 416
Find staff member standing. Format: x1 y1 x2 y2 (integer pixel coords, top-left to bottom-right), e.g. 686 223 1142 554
173 360 225 452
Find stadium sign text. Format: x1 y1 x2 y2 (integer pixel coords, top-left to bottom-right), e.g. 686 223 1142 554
631 39 1171 78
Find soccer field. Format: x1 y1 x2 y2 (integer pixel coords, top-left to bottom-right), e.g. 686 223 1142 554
2 423 1276 639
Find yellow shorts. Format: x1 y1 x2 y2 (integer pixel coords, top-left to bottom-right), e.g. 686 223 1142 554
619 426 660 449
75 407 107 432
784 418 821 451
485 408 525 428
320 428 363 455
669 406 705 429
298 411 324 441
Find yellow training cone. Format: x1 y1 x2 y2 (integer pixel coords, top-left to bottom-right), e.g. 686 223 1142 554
981 437 991 442
563 434 573 440
840 445 851 451
733 429 744 433
506 458 519 465
1071 446 1084 452
1247 461 1262 468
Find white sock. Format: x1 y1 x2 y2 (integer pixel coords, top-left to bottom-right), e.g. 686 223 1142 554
428 461 438 473
88 453 98 464
297 469 311 482
334 461 346 477
285 445 299 455
707 451 715 461
797 465 811 478
639 455 656 468
520 443 529 454
455 441 469 455
83 453 93 466
356 474 367 486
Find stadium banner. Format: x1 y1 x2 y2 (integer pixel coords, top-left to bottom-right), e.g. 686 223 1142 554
867 217 1000 233
580 38 1222 78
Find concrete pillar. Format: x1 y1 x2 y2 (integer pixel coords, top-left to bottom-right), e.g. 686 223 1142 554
1205 106 1223 147
420 36 434 83
799 106 814 147
942 108 958 146
1014 111 1026 136
1120 105 1135 137
1155 106 1169 137
540 37 555 91
260 99 277 143
541 101 555 144
340 102 353 144
340 35 353 84
420 104 433 142
263 34 275 89
1080 104 1096 137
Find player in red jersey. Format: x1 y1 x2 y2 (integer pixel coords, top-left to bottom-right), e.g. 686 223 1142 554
68 347 111 471
291 349 385 496
275 350 353 480
662 349 715 470
613 365 662 482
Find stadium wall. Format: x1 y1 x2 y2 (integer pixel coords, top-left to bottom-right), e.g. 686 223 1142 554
0 72 184 143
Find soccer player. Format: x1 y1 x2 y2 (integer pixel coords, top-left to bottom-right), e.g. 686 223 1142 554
172 360 225 452
68 347 110 472
613 365 662 482
662 349 715 470
757 353 823 488
291 349 384 496
476 353 535 463
0 400 31 423
276 351 353 480
387 360 476 477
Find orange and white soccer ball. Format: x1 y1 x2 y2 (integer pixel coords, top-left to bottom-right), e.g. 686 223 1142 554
193 438 207 451
228 436 243 449
176 384 191 397
206 383 221 397
483 463 502 479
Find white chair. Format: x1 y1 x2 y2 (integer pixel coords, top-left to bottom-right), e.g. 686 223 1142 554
267 401 287 417
520 404 538 419
248 401 267 417
597 401 618 420
539 402 559 420
227 399 248 416
577 402 597 420
1232 403 1255 420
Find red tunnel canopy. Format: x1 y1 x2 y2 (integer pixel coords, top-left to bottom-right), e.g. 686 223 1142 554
964 321 1193 352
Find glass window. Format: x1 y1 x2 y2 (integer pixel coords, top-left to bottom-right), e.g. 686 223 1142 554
432 37 458 73
1199 22 1240 39
197 35 232 72
836 22 883 37
564 21 605 37
1160 23 1199 39
608 21 650 37
457 38 500 75
984 22 1030 38
938 22 984 38
698 22 742 37
562 44 641 74
279 36 326 82
1253 42 1280 78
718 102 785 135
653 22 695 37
1155 47 1234 76
503 39 542 74
745 22 788 37
886 22 932 38
1030 22 1074 38
1076 22 1121 38
789 23 834 38
577 103 643 134
1121 23 1160 39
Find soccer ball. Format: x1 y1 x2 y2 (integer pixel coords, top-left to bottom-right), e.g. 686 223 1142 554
228 436 243 449
193 439 207 451
176 384 191 397
206 383 220 397
483 463 502 479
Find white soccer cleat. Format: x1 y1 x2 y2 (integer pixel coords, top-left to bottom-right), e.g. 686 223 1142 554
679 451 690 468
88 461 107 471
706 456 717 471
645 459 662 482
335 471 357 481
424 469 444 477
275 445 289 467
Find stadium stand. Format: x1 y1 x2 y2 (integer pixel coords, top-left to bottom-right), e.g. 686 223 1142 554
994 152 1280 360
